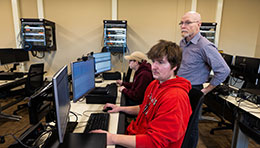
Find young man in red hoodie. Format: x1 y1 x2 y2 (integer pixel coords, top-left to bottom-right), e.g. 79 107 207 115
116 51 153 105
92 40 192 148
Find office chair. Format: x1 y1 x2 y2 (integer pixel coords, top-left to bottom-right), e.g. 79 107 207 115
203 90 234 135
123 67 132 83
181 88 204 148
0 103 22 121
13 63 45 115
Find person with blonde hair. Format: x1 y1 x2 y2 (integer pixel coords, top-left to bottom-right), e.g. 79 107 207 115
116 51 153 105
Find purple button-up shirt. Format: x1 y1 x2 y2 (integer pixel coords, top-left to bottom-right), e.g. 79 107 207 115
177 33 230 86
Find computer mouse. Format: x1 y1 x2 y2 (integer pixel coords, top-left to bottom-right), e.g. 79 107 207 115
103 107 113 112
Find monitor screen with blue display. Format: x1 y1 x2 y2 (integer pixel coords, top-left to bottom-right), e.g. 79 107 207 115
93 52 112 74
71 58 95 102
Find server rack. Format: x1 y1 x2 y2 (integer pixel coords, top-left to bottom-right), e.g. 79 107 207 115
103 20 127 53
200 22 217 44
20 18 56 51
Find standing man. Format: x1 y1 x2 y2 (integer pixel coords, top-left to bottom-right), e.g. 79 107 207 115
177 11 231 148
92 40 192 148
116 51 153 106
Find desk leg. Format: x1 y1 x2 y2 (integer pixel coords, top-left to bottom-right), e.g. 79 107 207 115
231 116 249 148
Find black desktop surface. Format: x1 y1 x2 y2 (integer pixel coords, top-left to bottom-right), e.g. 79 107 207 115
44 132 106 148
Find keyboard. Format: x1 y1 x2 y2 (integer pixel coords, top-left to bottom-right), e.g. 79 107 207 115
102 72 121 80
84 113 110 133
214 84 239 96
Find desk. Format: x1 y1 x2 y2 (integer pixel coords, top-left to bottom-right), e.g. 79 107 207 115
221 95 260 148
0 77 26 92
0 77 27 111
204 85 260 148
68 80 125 148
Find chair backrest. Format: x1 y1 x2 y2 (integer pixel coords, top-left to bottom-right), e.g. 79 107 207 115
181 88 204 148
25 63 44 96
123 67 132 82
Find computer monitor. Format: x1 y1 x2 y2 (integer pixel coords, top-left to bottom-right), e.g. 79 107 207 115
13 48 30 62
232 56 260 88
93 52 112 74
243 57 260 88
0 48 16 65
0 48 29 66
221 53 233 68
221 53 233 84
52 65 70 143
71 58 95 102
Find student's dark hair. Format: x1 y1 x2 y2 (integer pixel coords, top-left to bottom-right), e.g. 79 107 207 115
147 40 182 75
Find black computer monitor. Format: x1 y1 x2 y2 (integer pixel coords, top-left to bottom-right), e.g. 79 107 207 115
232 56 260 88
71 58 95 102
243 57 260 88
0 48 16 65
221 53 233 84
52 65 70 143
93 52 112 75
13 48 30 62
221 53 233 68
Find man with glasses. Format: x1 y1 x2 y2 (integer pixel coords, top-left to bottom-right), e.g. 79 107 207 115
177 11 230 148
92 40 192 148
116 51 153 106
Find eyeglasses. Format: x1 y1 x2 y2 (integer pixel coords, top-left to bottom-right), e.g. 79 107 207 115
129 60 136 62
179 21 198 26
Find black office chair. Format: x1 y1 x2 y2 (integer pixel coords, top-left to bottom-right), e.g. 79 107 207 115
238 118 260 145
203 89 234 134
13 63 45 115
123 67 132 83
181 88 204 148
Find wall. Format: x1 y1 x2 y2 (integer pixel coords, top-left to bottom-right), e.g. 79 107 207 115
197 0 217 22
218 0 260 57
0 0 16 48
20 0 38 18
0 0 259 75
255 24 260 58
117 0 191 70
21 0 111 75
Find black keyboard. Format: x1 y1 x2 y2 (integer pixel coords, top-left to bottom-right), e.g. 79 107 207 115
102 71 121 80
214 85 239 96
84 113 110 133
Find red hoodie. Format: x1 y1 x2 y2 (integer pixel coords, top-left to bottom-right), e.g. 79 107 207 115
126 76 192 148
